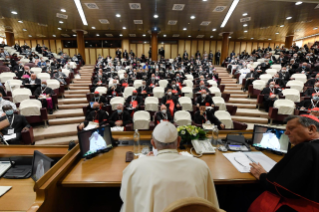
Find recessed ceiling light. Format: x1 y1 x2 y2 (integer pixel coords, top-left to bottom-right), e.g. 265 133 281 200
210 36 213 38
59 21 64 24
163 34 166 37
53 35 56 37
244 30 248 33
314 27 318 30
243 24 248 27
203 0 207 1
116 14 121 17
251 38 254 39
122 26 126 29
119 34 123 36
154 14 158 18
18 20 23 23
286 17 292 20
188 35 191 37
280 25 284 27
212 28 216 31
183 28 187 30
242 13 248 16
229 36 231 38
11 11 17 14
22 29 27 31
58 28 62 30
188 23 190 24
268 38 272 40
92 26 95 29
96 34 99 36
276 32 279 34
295 1 302 5
61 9 66 12
28 35 32 37
190 15 195 19
142 34 146 36
73 34 76 36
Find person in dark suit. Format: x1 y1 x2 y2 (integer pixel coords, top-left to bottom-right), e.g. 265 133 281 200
166 80 182 96
298 93 319 114
304 82 319 97
306 74 319 88
161 89 181 117
34 81 55 114
215 50 221 65
116 49 122 59
0 105 31 144
79 102 109 131
196 90 214 107
195 50 201 59
278 67 291 86
148 47 152 59
155 105 173 124
129 50 135 57
244 68 257 92
296 62 312 78
208 51 214 61
267 74 285 88
193 104 225 129
109 104 132 128
107 80 123 96
13 62 25 79
183 50 189 60
123 50 128 59
125 90 142 110
158 47 165 58
261 81 282 112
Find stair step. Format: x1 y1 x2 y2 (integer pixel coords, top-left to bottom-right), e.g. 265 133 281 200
48 116 85 125
228 98 257 104
59 98 88 104
65 90 89 94
70 83 91 86
231 115 268 124
69 86 89 90
224 90 247 94
35 135 79 145
48 109 84 119
223 84 242 87
33 123 78 141
236 108 269 118
223 87 242 90
58 103 87 109
64 93 87 98
230 94 249 98
226 103 256 109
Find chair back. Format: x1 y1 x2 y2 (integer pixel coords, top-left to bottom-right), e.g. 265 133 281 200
185 74 194 81
183 80 193 88
252 62 261 68
133 79 143 89
257 58 265 63
0 72 16 83
291 73 307 83
273 99 295 115
12 88 32 103
153 87 165 98
110 97 125 110
252 80 266 91
108 79 119 88
178 97 193 111
282 88 300 102
265 69 278 77
19 99 42 116
162 197 222 212
145 97 159 111
159 80 169 88
208 87 221 97
259 74 272 82
271 64 281 71
174 110 192 126
181 87 193 98
20 58 30 65
133 111 151 130
62 69 70 77
5 79 22 92
118 69 126 76
95 86 107 94
215 110 233 129
286 80 304 92
212 97 226 110
31 67 42 76
207 80 218 87
37 73 51 81
123 86 135 99
46 79 60 90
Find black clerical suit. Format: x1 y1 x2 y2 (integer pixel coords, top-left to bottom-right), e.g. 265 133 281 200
0 114 30 144
109 111 132 127
244 71 257 90
107 85 122 96
267 78 285 88
304 87 318 97
261 87 282 112
14 65 25 79
161 95 179 117
155 111 173 124
116 50 122 59
215 52 221 65
125 95 142 109
83 109 109 128
193 110 222 129
278 72 291 86
136 85 151 96
296 66 312 79
196 95 214 107
34 86 55 110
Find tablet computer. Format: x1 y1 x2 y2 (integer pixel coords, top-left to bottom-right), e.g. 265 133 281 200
31 150 54 181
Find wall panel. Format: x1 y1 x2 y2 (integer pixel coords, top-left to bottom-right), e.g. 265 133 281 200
258 42 264 49
185 40 191 56
210 41 216 64
96 48 103 58
122 39 129 52
56 40 62 52
228 41 234 57
204 41 210 55
43 40 50 49
164 44 171 59
89 49 96 65
198 40 204 55
240 42 246 53
178 40 185 56
217 41 222 65
143 44 150 57
31 40 37 48
85 49 90 64
49 40 56 53
246 42 252 54
252 42 258 52
235 42 241 55
25 40 31 48
62 49 70 56
37 40 43 45
171 44 178 59
129 44 136 56
109 49 115 58
191 40 197 57
137 44 143 58
69 49 76 57
103 49 109 57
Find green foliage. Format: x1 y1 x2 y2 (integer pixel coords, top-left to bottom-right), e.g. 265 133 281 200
177 125 207 141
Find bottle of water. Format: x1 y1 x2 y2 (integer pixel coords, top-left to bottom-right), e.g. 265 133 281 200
133 129 140 155
211 125 219 146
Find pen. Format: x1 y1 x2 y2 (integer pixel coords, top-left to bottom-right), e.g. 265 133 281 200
245 154 257 164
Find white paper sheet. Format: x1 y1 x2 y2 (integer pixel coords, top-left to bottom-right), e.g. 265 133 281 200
3 133 16 141
0 186 12 197
223 152 277 173
111 126 124 132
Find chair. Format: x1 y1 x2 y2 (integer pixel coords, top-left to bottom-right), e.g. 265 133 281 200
133 111 154 130
252 62 261 68
291 73 307 83
159 80 169 88
253 80 266 91
108 79 119 88
133 79 143 89
162 197 223 212
271 64 282 71
259 74 272 83
214 110 234 129
42 57 49 61
181 87 193 98
31 67 42 76
37 73 51 81
174 110 192 126
208 87 221 97
119 73 124 80
257 58 265 63
110 97 125 110
183 80 193 88
207 80 218 87
19 99 48 126
62 69 70 78
5 79 23 94
178 97 193 111
118 70 126 76
46 79 60 106
24 63 37 68
0 72 16 83
123 86 135 99
185 74 194 81
153 87 165 98
212 97 226 110
286 80 304 92
269 99 297 124
0 66 10 73
282 89 300 102
145 97 159 111
95 86 107 94
274 55 280 60
68 62 77 69
12 88 32 104
19 59 30 65
265 69 278 77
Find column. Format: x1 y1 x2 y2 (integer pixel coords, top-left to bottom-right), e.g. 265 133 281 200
151 32 158 61
5 32 15 46
76 30 86 63
285 36 294 48
221 33 230 65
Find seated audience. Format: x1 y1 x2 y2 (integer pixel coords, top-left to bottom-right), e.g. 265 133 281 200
299 93 319 113
52 68 67 85
267 73 285 88
0 93 17 115
34 81 54 114
125 90 142 111
304 82 319 97
194 104 225 129
155 105 173 124
196 90 214 107
109 104 132 128
261 81 282 112
78 102 109 131
136 80 151 96
243 68 257 92
161 89 181 117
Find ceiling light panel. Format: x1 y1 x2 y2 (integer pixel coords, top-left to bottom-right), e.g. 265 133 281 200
221 0 239 28
168 20 178 25
133 20 143 24
129 3 141 10
56 13 68 19
172 4 185 10
213 6 227 12
99 19 109 24
84 3 99 9
200 21 211 26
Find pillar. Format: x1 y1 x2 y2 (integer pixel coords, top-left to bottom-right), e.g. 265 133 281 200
221 33 230 65
5 32 15 46
76 30 86 63
151 32 158 61
285 36 294 48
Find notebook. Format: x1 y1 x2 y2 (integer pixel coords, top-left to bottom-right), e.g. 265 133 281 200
0 186 12 197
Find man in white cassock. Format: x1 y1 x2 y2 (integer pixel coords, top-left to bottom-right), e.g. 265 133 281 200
120 122 220 212
88 131 106 153
35 159 45 180
238 65 250 84
259 130 280 150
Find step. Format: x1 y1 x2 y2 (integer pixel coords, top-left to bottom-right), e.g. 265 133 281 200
69 86 89 90
48 116 85 125
70 83 91 86
33 123 78 141
64 93 87 98
58 103 87 109
35 135 79 146
231 115 268 124
223 86 241 90
235 108 269 118
223 84 242 88
58 98 88 104
74 79 92 82
224 90 247 94
226 103 256 109
228 98 257 104
230 94 248 98
65 89 89 94
48 109 84 119
221 79 236 83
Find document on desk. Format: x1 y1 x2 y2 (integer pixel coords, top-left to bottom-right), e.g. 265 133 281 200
223 152 277 173
0 186 12 197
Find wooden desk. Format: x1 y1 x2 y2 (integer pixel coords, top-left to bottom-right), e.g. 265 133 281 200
0 145 69 158
61 146 283 187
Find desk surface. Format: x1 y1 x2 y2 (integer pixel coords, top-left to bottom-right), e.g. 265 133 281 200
0 145 69 158
61 146 283 187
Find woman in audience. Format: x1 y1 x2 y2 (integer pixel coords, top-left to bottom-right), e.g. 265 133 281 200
34 81 54 114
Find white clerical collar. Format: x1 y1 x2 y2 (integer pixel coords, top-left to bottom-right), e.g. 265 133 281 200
157 149 178 156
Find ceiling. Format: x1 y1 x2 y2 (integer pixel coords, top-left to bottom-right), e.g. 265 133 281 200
0 0 318 41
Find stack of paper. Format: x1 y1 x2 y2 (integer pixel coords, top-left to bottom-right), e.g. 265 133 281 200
0 186 12 197
223 152 277 173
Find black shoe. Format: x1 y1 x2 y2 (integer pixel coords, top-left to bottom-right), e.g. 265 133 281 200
49 110 53 114
243 89 246 92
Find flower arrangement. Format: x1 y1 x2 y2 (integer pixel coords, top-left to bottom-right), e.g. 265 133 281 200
177 125 207 147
